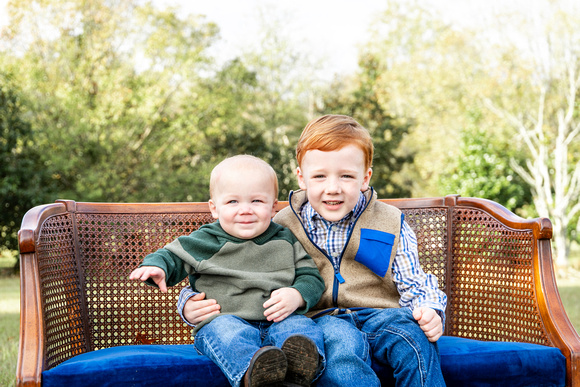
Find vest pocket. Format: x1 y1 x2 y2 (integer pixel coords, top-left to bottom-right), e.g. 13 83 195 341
354 229 395 277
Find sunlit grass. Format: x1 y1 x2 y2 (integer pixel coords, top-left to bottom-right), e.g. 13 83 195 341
0 276 19 387
0 249 18 272
559 282 580 332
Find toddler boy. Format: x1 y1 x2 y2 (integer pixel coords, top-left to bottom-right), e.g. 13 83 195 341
131 155 325 387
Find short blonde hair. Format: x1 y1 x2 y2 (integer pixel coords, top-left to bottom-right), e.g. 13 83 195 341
296 114 374 170
209 155 279 199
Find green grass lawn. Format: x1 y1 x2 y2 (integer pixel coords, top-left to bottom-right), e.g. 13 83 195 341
558 279 580 332
0 276 19 387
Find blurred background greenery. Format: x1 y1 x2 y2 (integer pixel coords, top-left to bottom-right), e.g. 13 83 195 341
1 0 580 384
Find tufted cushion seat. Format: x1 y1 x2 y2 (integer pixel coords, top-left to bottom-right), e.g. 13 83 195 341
43 336 566 387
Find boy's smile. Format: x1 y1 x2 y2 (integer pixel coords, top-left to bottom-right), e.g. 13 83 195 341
297 145 372 222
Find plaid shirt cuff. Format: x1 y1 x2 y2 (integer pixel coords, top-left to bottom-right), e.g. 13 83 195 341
177 285 198 327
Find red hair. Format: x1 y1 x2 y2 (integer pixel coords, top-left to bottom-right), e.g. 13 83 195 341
296 115 374 170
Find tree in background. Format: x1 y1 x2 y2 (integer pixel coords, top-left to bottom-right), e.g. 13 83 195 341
481 2 580 267
1 0 220 202
0 0 314 208
361 0 580 267
4 0 579 267
439 124 533 213
0 74 58 262
238 6 322 199
361 1 485 197
320 54 414 198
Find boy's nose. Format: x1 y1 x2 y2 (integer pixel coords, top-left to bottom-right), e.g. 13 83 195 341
239 204 253 214
325 179 341 194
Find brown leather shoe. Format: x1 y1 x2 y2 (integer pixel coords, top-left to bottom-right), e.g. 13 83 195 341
280 335 320 386
243 346 287 387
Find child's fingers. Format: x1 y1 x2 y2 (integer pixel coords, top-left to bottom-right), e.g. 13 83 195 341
183 294 221 325
155 278 168 293
263 292 281 309
270 310 290 323
191 292 207 301
129 268 142 280
424 323 443 342
414 307 436 325
412 308 423 322
131 267 167 292
130 266 156 281
264 303 289 322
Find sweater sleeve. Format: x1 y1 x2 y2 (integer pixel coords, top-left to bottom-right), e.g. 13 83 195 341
140 246 190 288
289 238 325 314
140 224 224 289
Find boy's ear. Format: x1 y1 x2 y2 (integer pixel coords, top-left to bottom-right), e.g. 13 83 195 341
361 168 373 192
296 167 307 190
208 199 219 219
271 199 278 218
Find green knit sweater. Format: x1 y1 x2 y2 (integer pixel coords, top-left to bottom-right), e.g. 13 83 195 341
140 221 324 332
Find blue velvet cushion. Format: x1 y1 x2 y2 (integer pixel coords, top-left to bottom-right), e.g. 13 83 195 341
437 336 565 387
42 345 228 387
43 336 566 387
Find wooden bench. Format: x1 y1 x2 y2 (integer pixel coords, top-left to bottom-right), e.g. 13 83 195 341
16 196 580 386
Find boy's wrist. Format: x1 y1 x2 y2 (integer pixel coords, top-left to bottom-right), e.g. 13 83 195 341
177 286 198 327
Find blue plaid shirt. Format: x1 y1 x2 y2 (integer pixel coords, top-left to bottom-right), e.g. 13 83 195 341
178 191 447 325
300 192 366 267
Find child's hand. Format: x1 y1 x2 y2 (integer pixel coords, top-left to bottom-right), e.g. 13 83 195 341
129 266 168 293
263 287 305 323
413 307 443 342
183 292 221 325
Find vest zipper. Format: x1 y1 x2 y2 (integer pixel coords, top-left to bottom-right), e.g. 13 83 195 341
289 189 374 309
329 188 374 307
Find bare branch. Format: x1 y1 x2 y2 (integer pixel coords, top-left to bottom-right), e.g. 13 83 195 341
483 98 540 159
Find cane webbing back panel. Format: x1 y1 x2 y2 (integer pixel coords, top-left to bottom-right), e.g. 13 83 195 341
38 210 215 368
402 207 448 294
447 206 548 345
76 212 214 349
37 213 87 370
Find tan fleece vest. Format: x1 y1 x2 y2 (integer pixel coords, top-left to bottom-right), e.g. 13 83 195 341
274 189 402 317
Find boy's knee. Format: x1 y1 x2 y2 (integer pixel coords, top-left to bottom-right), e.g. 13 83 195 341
365 308 430 343
316 316 368 356
376 308 420 327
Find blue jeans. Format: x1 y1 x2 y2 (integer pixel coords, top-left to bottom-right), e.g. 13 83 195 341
314 308 445 387
194 314 326 387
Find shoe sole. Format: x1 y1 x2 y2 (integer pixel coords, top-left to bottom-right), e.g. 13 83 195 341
281 335 320 386
245 346 287 387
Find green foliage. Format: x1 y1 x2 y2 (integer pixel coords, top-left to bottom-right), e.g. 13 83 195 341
558 281 580 335
0 0 311 212
319 55 414 198
1 0 221 203
439 125 533 212
0 74 58 254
